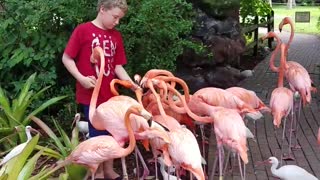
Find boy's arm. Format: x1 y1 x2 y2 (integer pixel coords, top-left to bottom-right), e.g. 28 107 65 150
114 65 134 82
62 53 96 89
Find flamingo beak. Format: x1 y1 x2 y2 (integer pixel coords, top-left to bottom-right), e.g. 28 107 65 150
254 159 270 167
30 127 42 136
148 117 153 127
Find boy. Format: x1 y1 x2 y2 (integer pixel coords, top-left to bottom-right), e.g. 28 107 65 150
62 0 134 179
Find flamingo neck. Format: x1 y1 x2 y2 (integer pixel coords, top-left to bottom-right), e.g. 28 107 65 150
287 21 294 54
89 47 105 122
269 35 282 72
166 84 212 123
122 106 138 155
278 44 287 87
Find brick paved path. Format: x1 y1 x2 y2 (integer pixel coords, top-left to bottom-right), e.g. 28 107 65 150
207 32 320 180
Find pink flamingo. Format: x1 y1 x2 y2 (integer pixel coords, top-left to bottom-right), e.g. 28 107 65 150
157 115 205 180
187 97 248 180
42 105 152 180
89 47 170 179
269 43 294 162
226 87 271 136
262 31 316 150
189 87 259 117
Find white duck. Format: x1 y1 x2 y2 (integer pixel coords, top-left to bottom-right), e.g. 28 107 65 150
266 157 318 180
0 126 39 166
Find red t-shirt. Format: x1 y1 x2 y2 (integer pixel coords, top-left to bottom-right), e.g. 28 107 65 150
64 22 127 105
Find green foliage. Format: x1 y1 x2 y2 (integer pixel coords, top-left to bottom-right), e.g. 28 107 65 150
31 115 87 179
0 73 66 149
0 134 52 180
119 0 203 75
240 0 272 24
0 0 95 99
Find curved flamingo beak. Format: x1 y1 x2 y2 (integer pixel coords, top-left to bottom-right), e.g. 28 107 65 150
29 127 42 136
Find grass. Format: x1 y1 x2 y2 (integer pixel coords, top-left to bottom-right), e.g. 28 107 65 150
272 5 320 35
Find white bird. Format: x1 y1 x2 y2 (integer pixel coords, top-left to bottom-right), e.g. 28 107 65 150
265 157 318 180
157 156 181 180
0 126 39 166
71 113 89 138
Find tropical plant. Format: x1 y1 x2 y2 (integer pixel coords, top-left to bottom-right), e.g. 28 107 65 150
0 134 53 179
118 0 204 75
240 0 272 24
0 73 66 149
31 115 87 179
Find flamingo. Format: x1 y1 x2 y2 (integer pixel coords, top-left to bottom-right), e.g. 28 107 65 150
262 31 315 151
89 47 171 179
43 105 153 180
226 86 270 136
0 126 40 166
269 43 294 162
151 114 205 180
262 157 318 180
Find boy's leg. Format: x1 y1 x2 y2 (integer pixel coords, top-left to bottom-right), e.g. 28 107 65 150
103 160 121 179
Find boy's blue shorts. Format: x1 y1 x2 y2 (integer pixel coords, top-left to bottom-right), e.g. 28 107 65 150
82 104 109 137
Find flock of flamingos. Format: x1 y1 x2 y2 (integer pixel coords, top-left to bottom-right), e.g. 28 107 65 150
1 17 320 180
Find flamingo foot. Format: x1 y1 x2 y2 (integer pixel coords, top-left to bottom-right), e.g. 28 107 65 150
282 153 295 161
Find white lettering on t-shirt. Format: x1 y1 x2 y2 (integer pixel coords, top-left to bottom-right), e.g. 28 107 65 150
91 34 116 77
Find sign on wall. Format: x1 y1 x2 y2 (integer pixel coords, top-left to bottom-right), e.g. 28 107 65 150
295 11 310 23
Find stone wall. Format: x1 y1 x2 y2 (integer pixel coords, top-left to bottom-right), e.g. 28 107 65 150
175 1 250 92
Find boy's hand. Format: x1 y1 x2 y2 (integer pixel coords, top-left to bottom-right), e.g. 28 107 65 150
79 75 96 89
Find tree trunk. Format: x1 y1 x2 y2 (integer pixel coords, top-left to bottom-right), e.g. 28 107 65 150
287 0 293 9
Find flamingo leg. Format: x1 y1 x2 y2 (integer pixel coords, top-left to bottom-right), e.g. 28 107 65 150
210 151 218 180
121 157 129 180
292 98 302 149
154 157 159 180
134 147 140 179
218 144 224 180
199 123 207 175
237 154 244 180
135 147 150 179
283 106 295 161
223 150 231 175
280 116 288 165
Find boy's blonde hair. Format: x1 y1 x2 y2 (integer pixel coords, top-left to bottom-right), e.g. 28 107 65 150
97 0 128 13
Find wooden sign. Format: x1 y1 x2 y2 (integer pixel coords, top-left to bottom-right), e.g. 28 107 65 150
295 11 310 23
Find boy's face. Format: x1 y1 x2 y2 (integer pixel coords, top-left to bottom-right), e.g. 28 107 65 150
100 7 125 29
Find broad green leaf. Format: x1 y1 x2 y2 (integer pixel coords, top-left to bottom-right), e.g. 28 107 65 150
1 134 39 180
28 165 52 180
70 127 79 149
23 95 67 125
0 88 11 114
17 150 43 180
66 164 87 180
34 145 63 159
53 118 72 151
30 116 67 156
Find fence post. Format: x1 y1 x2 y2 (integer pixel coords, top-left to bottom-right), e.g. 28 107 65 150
253 15 259 56
267 10 274 48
